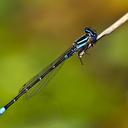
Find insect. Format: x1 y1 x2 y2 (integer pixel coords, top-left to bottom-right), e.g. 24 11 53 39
0 27 97 115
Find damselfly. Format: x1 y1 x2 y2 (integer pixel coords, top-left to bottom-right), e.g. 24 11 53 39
0 27 97 115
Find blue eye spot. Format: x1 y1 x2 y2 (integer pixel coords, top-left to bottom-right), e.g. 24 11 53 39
84 27 97 43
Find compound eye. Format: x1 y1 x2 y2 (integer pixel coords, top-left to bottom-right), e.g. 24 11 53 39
84 27 97 43
84 27 97 36
84 27 91 33
92 36 97 43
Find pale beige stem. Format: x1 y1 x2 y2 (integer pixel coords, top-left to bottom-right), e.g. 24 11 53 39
97 13 128 40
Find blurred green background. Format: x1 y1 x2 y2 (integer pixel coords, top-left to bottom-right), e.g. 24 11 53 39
0 0 128 128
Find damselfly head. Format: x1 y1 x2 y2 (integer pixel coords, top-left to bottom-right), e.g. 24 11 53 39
84 27 97 43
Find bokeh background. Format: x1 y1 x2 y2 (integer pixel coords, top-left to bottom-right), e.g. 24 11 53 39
0 0 128 128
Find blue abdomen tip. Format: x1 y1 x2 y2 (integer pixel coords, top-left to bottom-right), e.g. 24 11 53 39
0 107 6 115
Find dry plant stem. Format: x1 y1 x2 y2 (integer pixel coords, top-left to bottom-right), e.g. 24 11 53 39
97 13 128 40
